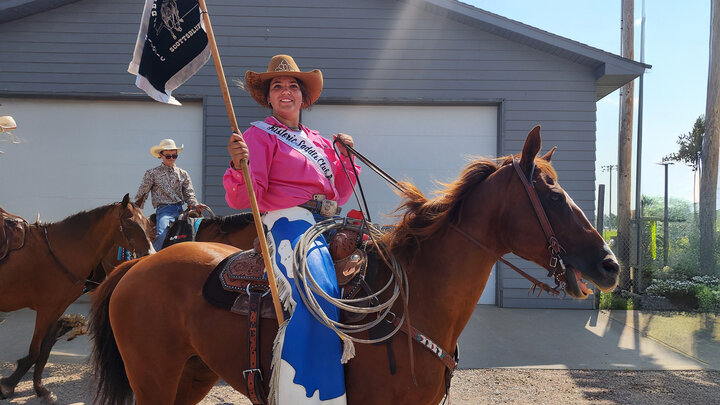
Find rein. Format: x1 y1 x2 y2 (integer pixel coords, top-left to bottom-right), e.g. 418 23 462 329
323 145 567 393
43 204 140 286
42 225 83 285
449 224 560 296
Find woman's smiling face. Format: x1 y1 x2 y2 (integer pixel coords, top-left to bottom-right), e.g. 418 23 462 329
267 76 303 118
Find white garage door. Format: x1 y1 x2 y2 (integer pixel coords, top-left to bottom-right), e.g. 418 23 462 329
304 104 498 304
0 98 203 221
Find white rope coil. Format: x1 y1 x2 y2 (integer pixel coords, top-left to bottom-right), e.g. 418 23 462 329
292 217 408 344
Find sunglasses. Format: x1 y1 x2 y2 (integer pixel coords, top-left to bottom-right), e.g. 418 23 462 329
161 153 178 159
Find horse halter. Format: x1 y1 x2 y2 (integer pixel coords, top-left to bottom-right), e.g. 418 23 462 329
511 159 567 281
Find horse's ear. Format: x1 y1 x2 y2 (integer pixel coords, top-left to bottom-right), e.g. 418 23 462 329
541 146 557 162
519 125 542 171
122 193 130 207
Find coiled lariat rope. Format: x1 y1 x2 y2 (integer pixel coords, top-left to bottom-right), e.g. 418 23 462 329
291 216 409 344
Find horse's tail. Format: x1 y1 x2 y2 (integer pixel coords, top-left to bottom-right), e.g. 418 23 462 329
90 258 141 405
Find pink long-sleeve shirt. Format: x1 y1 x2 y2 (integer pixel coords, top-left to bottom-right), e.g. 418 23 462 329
223 117 361 212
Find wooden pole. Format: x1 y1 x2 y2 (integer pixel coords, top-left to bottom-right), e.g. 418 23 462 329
617 0 635 288
700 0 720 274
198 0 284 323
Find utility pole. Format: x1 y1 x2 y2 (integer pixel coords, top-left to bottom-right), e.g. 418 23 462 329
617 0 635 288
635 0 647 292
700 0 720 275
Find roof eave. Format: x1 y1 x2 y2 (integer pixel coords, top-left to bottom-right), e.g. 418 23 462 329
415 0 650 100
0 0 81 24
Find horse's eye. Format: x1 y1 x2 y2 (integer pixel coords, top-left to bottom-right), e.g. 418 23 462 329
550 192 562 202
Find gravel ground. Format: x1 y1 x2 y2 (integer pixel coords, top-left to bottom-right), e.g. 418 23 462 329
2 363 719 405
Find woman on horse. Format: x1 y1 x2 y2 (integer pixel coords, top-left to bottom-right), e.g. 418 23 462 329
224 54 360 404
135 138 207 251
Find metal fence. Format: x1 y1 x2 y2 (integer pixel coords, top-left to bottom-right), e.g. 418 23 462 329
598 193 715 296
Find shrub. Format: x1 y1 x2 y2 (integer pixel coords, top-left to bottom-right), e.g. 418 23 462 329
696 285 720 312
598 292 635 310
644 276 720 312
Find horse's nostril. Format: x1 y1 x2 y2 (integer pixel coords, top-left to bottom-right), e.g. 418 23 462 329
602 258 619 274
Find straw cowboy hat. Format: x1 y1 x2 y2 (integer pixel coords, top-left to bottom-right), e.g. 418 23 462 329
0 116 17 133
150 138 184 158
245 54 323 108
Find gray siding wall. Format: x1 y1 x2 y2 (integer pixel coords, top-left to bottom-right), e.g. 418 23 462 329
0 0 599 308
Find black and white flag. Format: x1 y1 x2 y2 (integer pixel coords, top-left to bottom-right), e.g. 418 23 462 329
128 0 211 105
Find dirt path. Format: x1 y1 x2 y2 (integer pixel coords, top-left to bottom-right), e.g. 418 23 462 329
2 363 719 404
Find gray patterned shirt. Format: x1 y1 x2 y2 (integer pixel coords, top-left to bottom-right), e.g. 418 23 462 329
134 164 199 209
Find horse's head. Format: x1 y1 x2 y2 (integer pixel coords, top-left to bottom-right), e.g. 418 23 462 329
494 126 619 298
117 193 155 257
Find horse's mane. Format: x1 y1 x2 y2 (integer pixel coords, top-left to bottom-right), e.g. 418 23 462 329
41 202 119 229
381 155 556 262
197 212 254 233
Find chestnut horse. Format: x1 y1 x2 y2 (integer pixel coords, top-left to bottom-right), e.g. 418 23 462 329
0 194 154 404
91 127 620 404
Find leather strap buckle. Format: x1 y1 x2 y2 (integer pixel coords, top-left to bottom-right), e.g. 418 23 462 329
244 368 263 379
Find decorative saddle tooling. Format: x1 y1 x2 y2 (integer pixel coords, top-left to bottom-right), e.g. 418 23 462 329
202 223 373 319
0 206 29 262
202 219 375 405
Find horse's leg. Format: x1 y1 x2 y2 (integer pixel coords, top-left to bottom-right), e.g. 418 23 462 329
172 356 219 405
0 306 66 400
31 320 63 404
111 282 193 404
122 349 187 405
0 353 33 399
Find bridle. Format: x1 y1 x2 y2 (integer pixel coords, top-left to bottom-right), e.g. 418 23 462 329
117 208 141 258
510 158 568 281
450 158 568 295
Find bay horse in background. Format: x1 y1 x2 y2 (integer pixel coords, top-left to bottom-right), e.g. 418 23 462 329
90 127 620 404
90 212 258 285
0 194 154 404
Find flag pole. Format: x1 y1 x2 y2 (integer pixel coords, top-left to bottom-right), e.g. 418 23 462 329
198 0 284 324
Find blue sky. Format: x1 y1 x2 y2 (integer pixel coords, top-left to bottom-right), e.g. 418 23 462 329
466 1 712 212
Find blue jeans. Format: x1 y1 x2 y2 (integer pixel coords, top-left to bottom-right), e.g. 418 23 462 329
154 203 184 251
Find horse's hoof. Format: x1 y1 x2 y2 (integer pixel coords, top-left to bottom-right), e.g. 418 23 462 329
40 391 58 404
0 379 15 399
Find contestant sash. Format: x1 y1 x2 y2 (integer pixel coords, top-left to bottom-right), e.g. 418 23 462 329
251 121 336 188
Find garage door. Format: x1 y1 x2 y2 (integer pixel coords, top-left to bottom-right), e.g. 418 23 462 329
0 98 203 221
303 104 498 304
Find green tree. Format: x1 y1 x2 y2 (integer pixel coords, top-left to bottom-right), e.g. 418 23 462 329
664 116 704 219
664 116 705 171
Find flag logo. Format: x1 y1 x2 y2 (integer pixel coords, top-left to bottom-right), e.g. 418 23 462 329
128 0 211 105
156 0 184 40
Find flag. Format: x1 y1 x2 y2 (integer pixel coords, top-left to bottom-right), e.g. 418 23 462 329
128 0 211 105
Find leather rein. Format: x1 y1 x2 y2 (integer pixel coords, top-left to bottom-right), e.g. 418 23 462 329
42 204 138 285
333 146 568 382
